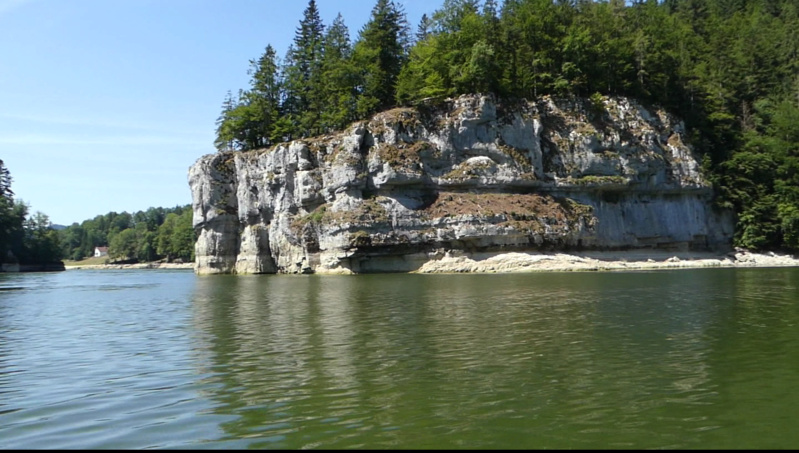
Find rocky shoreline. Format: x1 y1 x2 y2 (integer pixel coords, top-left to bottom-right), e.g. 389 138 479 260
410 249 799 274
61 250 799 273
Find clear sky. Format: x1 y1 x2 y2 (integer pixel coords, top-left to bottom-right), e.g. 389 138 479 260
0 0 434 226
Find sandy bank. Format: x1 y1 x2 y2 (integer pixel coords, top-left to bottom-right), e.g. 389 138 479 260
64 262 194 270
412 249 799 274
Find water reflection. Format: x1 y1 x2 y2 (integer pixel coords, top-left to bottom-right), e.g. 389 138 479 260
188 269 799 449
697 269 799 449
1 268 798 449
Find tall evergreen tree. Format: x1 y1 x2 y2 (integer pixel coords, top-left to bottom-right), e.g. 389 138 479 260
415 13 432 43
214 90 238 151
215 46 283 151
353 0 409 117
246 45 282 146
320 14 359 132
283 0 326 137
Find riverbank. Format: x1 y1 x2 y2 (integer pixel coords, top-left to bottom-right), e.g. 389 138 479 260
62 250 799 273
412 249 799 273
64 262 194 270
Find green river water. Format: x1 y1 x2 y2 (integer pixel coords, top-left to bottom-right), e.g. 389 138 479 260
0 268 798 449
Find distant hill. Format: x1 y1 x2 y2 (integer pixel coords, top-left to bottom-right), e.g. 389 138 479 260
50 224 67 231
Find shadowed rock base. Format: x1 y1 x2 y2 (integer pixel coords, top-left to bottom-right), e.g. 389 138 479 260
1 262 66 272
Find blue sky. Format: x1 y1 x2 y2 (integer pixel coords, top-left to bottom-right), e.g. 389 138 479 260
0 0 433 226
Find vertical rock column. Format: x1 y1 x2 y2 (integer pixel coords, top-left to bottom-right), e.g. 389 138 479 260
189 153 241 274
233 154 278 274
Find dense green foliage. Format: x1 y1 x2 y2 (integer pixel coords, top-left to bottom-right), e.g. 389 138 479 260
0 160 63 265
59 205 196 263
216 0 799 252
0 163 194 266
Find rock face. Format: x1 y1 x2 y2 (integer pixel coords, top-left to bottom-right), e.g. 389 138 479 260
189 94 734 274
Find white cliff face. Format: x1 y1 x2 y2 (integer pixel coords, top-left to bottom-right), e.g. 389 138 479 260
189 94 733 274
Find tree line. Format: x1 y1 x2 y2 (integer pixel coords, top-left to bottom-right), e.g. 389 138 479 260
0 159 195 265
215 0 799 252
214 0 410 150
59 205 195 263
0 159 62 265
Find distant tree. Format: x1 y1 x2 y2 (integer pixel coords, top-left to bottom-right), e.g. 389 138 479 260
0 160 15 257
0 164 59 265
134 223 157 262
171 209 196 262
156 210 195 262
109 212 132 237
60 222 85 261
60 204 192 261
109 228 137 261
0 159 12 200
7 201 27 259
23 211 62 264
156 213 176 261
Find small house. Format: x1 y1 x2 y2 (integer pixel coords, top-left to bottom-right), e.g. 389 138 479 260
94 247 109 257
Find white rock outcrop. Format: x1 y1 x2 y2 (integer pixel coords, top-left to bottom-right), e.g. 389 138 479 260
189 94 734 274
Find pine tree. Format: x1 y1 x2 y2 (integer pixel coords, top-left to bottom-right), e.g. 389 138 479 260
245 45 282 146
215 45 283 151
283 0 326 137
353 0 409 117
0 159 12 200
415 13 432 43
214 91 238 152
320 14 359 132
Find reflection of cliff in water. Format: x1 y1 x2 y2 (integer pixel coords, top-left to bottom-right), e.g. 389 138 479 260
186 270 767 449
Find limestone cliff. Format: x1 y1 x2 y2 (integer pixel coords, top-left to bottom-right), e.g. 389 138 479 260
189 94 733 274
